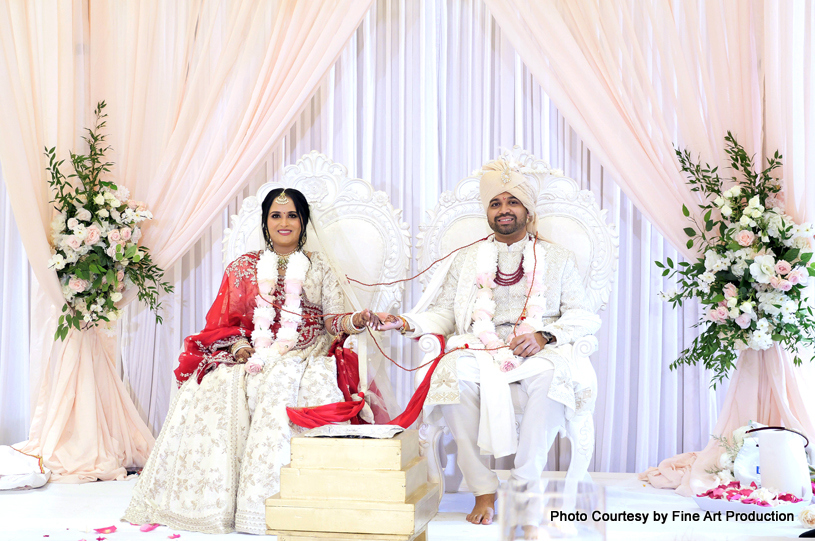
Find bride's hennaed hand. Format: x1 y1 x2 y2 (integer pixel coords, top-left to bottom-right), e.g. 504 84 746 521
374 312 403 332
234 347 255 363
353 309 374 329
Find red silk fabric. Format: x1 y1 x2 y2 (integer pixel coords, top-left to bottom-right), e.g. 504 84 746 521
287 335 446 429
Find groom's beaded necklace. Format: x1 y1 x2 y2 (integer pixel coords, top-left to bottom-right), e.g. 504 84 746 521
494 256 525 286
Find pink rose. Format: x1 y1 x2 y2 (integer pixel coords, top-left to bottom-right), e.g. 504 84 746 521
120 227 132 241
116 270 125 282
775 260 792 275
75 208 92 221
68 277 86 292
65 236 82 251
244 360 263 375
106 245 117 258
127 200 139 209
284 293 300 307
476 274 496 288
283 280 303 294
67 217 79 230
735 313 752 329
708 307 728 323
107 229 121 242
723 283 738 299
716 306 729 320
253 335 272 348
254 316 271 329
255 295 272 308
85 224 101 245
471 309 491 321
787 269 802 285
735 230 755 247
500 360 518 372
779 280 793 291
769 275 782 289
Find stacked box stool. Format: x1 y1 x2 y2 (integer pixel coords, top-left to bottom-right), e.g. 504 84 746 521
266 429 439 541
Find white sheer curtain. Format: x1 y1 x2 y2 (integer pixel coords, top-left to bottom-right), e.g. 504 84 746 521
110 0 724 474
0 166 32 445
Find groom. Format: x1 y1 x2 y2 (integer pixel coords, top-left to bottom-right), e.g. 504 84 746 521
377 160 600 524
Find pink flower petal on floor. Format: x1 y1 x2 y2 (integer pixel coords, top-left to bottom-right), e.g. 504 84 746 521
140 524 160 532
94 526 117 534
96 537 107 541
168 535 181 539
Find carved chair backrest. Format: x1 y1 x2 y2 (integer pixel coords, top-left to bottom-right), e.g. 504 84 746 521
223 151 412 315
416 146 618 313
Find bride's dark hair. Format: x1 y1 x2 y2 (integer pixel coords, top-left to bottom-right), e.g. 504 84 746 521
261 188 310 250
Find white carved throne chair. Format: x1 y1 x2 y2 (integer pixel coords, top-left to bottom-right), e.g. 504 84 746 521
223 151 411 400
414 147 618 496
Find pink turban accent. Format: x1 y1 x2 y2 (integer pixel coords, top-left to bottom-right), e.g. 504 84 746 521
479 159 539 234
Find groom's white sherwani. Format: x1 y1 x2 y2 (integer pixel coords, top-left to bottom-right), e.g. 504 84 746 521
405 237 601 493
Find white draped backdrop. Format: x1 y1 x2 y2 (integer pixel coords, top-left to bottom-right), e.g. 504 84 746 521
7 0 814 476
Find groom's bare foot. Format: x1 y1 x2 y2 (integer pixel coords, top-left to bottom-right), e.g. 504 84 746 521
466 493 496 524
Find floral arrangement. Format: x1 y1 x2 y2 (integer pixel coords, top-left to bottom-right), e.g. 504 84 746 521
46 102 172 340
244 250 310 374
657 133 815 385
697 481 803 507
473 237 546 372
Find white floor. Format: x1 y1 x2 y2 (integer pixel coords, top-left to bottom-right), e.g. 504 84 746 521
0 472 810 540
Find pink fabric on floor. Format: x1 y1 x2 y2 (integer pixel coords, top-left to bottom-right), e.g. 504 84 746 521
20 328 154 483
639 345 815 497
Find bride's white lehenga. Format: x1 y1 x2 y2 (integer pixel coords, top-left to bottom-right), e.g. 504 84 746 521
123 251 345 534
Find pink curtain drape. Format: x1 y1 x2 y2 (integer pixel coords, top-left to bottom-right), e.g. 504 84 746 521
483 0 764 259
484 0 815 494
0 0 373 482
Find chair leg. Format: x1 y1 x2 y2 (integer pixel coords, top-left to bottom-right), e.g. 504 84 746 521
419 423 447 504
565 415 594 483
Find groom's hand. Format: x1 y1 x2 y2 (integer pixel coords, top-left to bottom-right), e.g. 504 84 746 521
374 312 405 332
509 332 547 357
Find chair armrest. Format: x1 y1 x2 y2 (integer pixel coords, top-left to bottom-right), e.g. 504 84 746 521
572 335 598 357
418 333 443 358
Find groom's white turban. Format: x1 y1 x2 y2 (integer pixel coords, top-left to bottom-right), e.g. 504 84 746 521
479 159 539 234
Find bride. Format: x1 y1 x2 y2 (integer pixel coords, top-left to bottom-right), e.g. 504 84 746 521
123 188 379 534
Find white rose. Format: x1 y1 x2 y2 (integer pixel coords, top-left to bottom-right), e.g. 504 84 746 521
750 255 776 284
800 506 815 528
48 253 66 271
109 198 121 208
98 209 109 218
740 301 755 314
731 186 741 197
739 215 751 226
110 292 123 303
732 425 750 447
721 205 733 217
716 469 735 485
714 196 725 207
75 207 92 221
94 194 105 205
106 310 119 321
750 208 763 219
728 307 740 318
748 196 761 208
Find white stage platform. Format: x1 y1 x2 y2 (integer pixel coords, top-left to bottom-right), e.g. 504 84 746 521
0 472 809 540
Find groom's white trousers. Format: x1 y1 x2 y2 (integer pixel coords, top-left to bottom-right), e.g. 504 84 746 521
440 369 564 496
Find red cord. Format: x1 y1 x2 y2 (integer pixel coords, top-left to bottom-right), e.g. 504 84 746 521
346 235 492 287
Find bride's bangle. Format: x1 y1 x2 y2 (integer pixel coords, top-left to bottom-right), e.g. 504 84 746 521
344 313 365 334
230 339 251 357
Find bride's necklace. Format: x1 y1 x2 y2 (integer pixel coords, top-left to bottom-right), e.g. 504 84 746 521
472 235 547 372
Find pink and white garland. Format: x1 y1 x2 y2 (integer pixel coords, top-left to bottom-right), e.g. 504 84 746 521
245 250 310 374
472 237 547 372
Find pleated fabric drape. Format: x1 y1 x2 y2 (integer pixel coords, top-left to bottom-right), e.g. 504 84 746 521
0 0 373 481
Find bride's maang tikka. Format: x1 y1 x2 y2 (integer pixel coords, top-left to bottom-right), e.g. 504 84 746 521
275 190 290 205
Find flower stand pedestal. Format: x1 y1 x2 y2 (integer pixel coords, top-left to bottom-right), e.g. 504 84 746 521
266 430 438 540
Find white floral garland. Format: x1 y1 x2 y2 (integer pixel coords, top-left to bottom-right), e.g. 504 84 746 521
472 236 547 372
245 250 310 374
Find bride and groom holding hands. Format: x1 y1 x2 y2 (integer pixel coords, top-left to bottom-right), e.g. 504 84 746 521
124 159 600 534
